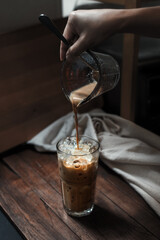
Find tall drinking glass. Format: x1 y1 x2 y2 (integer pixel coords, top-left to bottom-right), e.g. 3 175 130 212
56 136 100 217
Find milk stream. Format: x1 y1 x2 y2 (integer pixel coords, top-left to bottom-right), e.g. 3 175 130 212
69 82 97 149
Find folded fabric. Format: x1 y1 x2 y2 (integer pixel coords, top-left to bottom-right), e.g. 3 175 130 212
28 109 160 216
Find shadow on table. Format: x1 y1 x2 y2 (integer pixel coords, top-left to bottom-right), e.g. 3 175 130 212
74 204 134 238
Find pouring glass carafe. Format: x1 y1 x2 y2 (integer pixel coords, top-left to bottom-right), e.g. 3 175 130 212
61 50 120 107
38 15 120 107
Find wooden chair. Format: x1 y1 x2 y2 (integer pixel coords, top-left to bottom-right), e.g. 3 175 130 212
99 0 160 121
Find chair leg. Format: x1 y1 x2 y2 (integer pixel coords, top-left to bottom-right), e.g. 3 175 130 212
120 0 141 121
120 33 139 121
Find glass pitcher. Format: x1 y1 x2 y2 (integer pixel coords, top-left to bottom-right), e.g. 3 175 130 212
61 50 120 107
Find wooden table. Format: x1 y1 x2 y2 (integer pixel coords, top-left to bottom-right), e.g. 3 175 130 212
0 145 159 240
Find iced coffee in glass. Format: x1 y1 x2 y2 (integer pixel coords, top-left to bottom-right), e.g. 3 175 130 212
56 136 99 217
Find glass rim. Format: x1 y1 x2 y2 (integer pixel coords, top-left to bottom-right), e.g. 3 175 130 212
56 135 100 156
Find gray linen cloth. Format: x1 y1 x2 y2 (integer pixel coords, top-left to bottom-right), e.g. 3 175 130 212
28 109 160 216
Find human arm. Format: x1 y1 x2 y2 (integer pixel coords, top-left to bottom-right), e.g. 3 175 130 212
60 6 160 61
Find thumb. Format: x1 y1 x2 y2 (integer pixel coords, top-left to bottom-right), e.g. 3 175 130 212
66 35 88 61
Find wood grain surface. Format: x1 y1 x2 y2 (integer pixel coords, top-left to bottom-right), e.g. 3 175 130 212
0 146 159 240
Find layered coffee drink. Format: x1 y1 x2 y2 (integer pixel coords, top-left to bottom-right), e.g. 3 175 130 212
57 136 99 217
57 81 99 217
